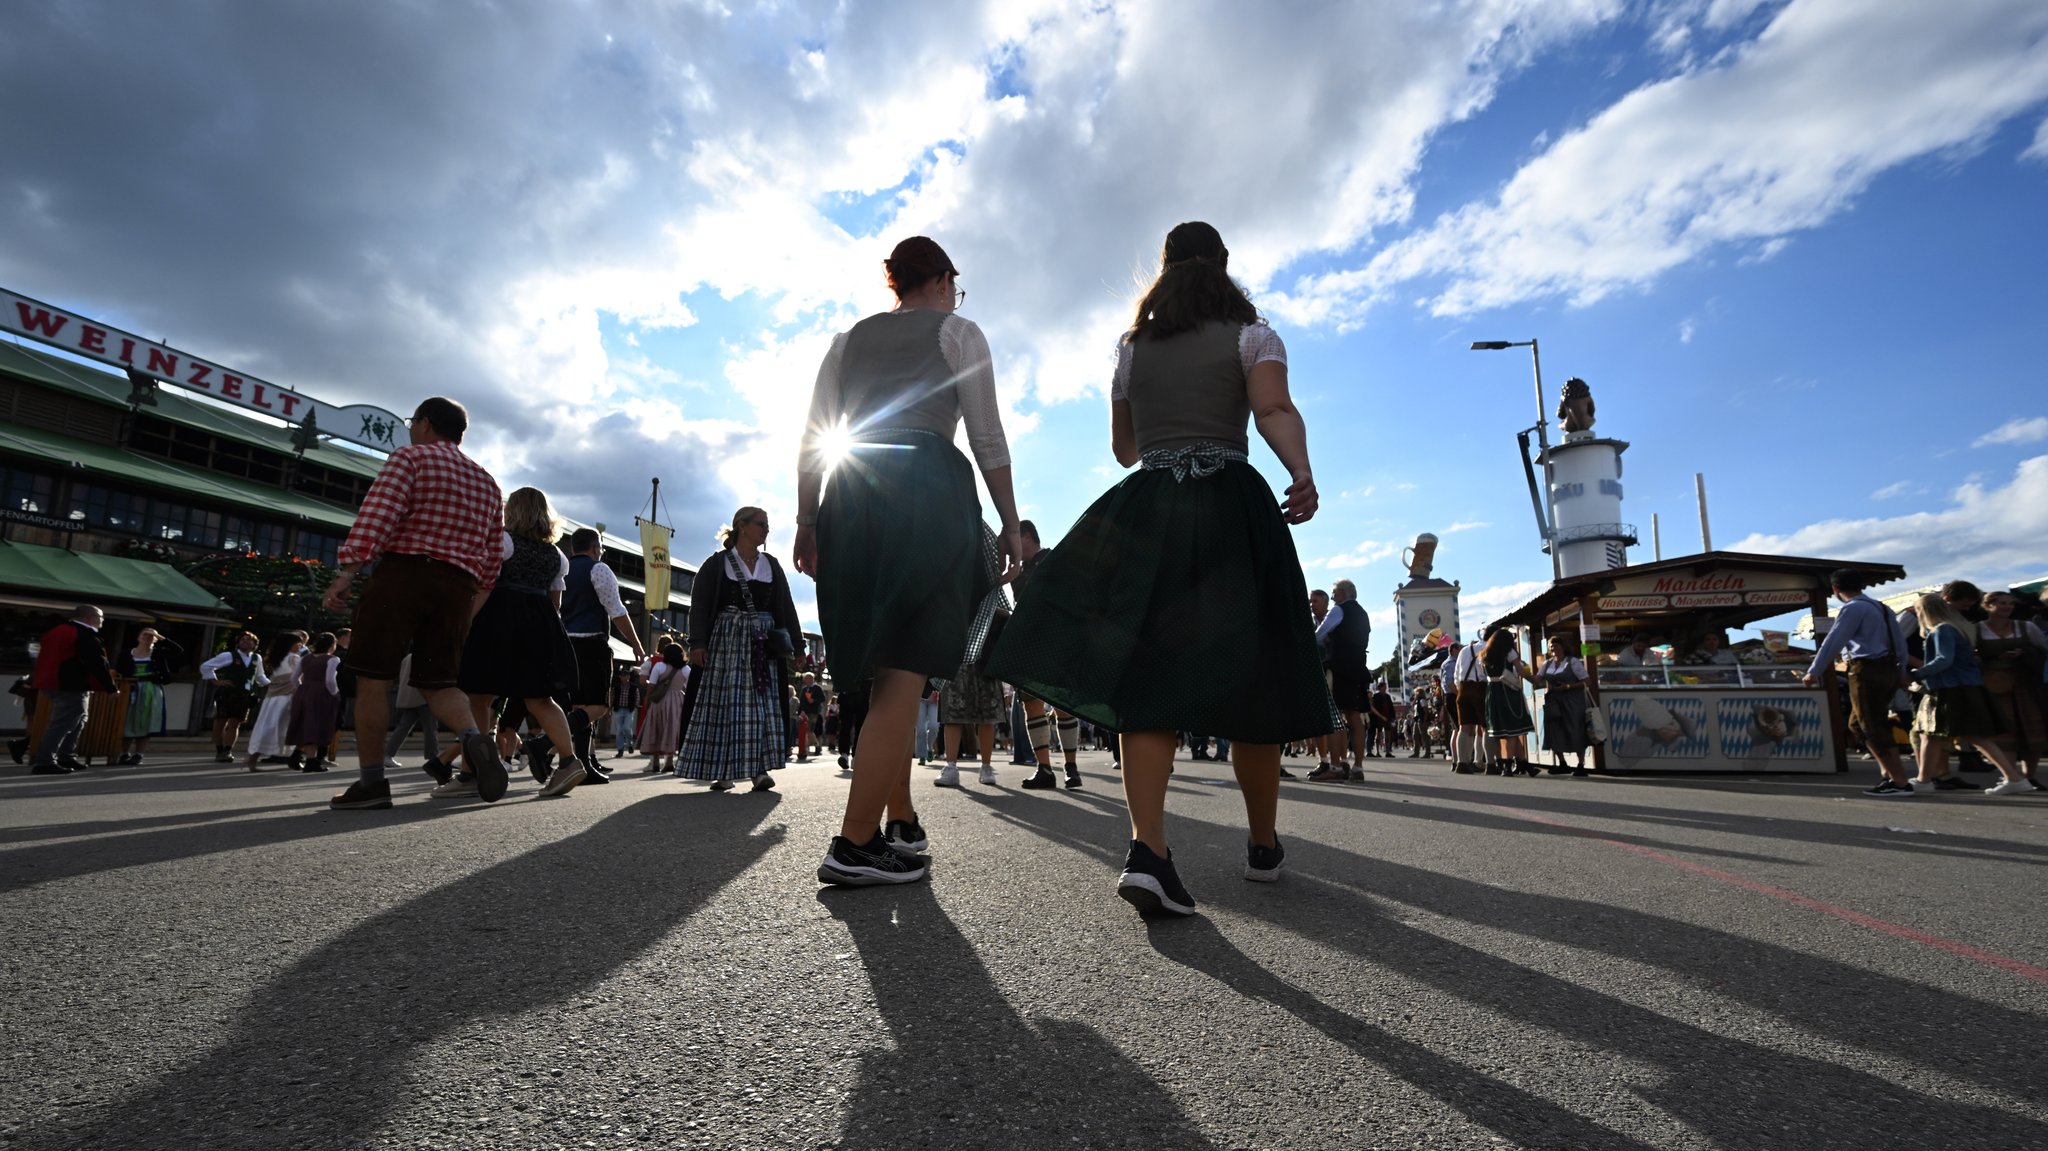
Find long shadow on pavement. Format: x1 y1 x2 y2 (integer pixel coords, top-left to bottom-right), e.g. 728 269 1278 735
983 800 2048 1150
820 882 1218 1151
1316 777 2048 866
19 794 784 1151
0 799 319 847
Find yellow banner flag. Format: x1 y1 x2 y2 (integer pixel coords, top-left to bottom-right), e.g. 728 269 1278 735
636 516 674 614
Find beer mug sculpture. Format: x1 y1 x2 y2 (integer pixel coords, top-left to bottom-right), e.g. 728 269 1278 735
1403 533 1439 581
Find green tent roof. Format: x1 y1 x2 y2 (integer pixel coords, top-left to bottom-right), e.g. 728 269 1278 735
0 539 231 613
0 421 358 532
0 340 386 483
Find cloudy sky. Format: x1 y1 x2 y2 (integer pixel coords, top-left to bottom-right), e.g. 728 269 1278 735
6 0 2047 642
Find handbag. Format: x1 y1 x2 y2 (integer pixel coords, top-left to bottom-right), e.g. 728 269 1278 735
729 550 796 660
1587 702 1610 744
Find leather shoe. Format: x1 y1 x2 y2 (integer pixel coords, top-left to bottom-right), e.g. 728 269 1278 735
30 763 72 774
59 757 87 771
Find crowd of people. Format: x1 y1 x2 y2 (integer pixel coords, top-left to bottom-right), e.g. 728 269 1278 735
13 226 2046 919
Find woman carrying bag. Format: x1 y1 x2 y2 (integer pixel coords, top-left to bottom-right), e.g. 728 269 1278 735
676 507 805 793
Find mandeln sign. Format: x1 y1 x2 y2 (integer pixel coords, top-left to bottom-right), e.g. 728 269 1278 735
3 288 406 454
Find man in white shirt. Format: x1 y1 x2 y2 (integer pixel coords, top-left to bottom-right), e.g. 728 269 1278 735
1450 640 1489 773
560 529 646 781
199 631 269 763
1615 635 1665 667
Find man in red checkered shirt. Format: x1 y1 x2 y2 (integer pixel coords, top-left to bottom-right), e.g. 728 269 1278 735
322 396 511 809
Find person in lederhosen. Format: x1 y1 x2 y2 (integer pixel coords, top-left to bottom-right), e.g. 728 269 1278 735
986 221 1333 918
793 235 1021 886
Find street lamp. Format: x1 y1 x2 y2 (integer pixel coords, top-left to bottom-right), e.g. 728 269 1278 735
1471 338 1562 581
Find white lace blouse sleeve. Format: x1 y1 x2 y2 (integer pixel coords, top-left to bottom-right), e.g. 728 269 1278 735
1109 339 1135 402
940 315 1011 471
1239 321 1288 374
798 332 849 476
550 550 569 593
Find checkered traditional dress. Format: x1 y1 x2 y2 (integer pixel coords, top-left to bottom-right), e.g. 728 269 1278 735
674 600 787 782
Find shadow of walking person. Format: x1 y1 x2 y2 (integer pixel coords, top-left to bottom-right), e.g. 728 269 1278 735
23 795 785 1150
820 883 1219 1151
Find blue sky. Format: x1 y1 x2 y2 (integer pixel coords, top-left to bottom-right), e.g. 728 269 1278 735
5 0 2046 647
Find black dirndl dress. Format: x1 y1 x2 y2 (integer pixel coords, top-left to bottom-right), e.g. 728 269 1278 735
458 536 578 701
985 446 1338 744
817 428 998 690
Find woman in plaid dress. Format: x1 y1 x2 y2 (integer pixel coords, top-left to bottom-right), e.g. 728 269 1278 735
675 507 805 792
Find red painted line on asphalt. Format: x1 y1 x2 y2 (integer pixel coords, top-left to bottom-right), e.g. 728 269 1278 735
1426 786 2048 987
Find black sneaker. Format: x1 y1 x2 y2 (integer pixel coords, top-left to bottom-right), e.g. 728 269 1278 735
1929 775 1974 791
29 762 71 775
329 779 394 810
59 757 88 772
421 757 454 787
523 735 554 784
1245 837 1285 883
883 817 930 856
1117 840 1196 918
1020 767 1058 790
463 731 508 803
1862 778 1915 798
1307 765 1345 782
1064 766 1082 789
7 737 26 764
818 832 930 886
582 763 612 784
1278 766 1296 779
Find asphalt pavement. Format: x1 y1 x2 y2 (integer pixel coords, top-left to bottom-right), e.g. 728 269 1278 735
3 746 2046 1150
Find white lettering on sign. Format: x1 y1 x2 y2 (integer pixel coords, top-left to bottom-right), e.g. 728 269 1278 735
1598 594 1669 611
3 287 406 454
1672 592 1743 608
1744 589 1812 607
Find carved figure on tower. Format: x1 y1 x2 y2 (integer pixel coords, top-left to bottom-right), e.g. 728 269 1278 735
1558 376 1596 434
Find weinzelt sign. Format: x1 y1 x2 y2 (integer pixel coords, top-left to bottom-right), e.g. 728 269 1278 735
4 287 407 454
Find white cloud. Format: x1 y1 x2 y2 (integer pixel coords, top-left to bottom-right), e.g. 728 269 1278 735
1445 520 1491 532
2024 116 2048 162
1869 480 1914 500
1287 0 2048 321
1458 579 1557 623
1973 416 2048 447
1308 539 1402 570
1728 454 2048 586
1678 318 1696 343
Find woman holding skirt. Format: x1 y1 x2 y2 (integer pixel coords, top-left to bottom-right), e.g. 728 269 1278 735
1536 633 1592 776
794 235 1021 886
1480 628 1537 777
246 631 305 770
986 221 1332 918
675 508 806 793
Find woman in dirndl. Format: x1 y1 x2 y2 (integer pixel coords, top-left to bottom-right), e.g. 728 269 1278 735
1536 633 1592 776
794 235 1021 887
115 627 173 765
1480 628 1537 777
985 221 1331 918
246 631 305 770
676 507 806 793
1979 589 2047 788
455 486 588 799
1912 593 2035 794
639 641 688 773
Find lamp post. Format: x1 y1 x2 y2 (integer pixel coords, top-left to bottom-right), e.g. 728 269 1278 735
1471 339 1562 581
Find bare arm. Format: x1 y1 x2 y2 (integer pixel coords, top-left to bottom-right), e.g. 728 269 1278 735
792 469 823 578
982 465 1023 583
1111 399 1137 468
1247 360 1317 524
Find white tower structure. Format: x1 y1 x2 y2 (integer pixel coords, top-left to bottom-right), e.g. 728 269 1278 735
1540 434 1637 578
1392 533 1459 690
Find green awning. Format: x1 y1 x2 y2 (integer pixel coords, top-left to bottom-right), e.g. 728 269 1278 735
0 421 358 532
0 539 232 613
0 341 386 483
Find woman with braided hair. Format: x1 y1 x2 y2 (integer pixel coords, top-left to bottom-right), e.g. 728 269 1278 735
987 221 1337 918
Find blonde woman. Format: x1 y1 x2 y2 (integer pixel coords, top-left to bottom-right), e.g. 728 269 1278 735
451 486 588 798
1911 592 2036 795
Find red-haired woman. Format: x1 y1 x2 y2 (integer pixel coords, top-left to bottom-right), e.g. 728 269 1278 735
794 235 1021 886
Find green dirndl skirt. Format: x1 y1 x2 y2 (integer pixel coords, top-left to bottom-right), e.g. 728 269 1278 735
817 429 996 691
985 448 1338 744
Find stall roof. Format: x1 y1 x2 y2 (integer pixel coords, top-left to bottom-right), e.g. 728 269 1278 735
0 341 387 483
0 539 233 614
1486 551 1908 635
0 421 359 532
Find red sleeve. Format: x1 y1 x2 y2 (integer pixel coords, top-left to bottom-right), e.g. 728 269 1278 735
338 449 417 569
